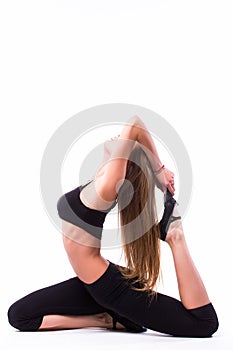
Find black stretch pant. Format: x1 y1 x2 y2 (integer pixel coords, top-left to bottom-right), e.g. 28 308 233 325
8 262 219 337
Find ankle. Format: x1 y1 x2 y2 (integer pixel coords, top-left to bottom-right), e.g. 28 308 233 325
95 312 112 328
166 228 185 247
95 312 125 330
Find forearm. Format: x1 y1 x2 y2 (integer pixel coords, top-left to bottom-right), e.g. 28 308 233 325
103 117 163 171
130 116 163 172
97 116 170 195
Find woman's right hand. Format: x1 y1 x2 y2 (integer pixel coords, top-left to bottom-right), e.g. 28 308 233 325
155 167 175 195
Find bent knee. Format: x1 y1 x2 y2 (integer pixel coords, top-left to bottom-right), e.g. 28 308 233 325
202 317 219 338
8 301 24 330
8 301 42 331
188 303 219 338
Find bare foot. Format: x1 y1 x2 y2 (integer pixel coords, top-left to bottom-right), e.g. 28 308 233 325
96 312 126 330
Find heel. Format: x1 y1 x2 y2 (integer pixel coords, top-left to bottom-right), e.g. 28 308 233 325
107 310 147 333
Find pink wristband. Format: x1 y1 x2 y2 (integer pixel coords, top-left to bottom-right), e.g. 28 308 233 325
154 164 165 175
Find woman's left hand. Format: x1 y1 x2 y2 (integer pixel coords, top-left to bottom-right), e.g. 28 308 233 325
155 167 175 195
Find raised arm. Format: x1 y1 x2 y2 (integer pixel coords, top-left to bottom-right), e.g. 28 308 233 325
95 116 175 202
130 117 175 195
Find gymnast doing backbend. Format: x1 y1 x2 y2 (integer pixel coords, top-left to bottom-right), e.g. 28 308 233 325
8 116 218 337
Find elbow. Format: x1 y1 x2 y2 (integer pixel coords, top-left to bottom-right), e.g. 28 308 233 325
128 115 142 126
122 115 143 142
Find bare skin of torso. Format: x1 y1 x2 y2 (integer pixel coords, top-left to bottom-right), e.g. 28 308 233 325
40 176 125 330
40 120 212 331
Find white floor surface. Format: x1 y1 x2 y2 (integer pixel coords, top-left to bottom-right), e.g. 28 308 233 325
1 325 232 350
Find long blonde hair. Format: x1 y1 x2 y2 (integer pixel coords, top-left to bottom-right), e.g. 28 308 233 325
117 145 161 294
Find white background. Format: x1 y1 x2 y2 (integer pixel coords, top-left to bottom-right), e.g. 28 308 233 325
1 1 233 349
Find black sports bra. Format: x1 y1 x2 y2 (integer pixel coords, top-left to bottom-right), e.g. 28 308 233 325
57 181 117 240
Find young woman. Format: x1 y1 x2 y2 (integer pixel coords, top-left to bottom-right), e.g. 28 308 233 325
8 116 219 336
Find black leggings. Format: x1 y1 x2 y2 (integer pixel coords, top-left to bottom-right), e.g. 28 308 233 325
8 262 218 337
